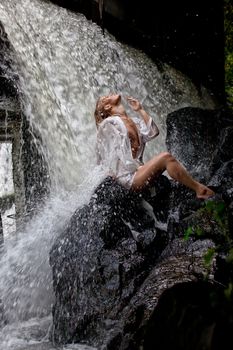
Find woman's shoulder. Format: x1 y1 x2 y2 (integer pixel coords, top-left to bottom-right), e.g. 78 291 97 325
99 115 127 134
100 115 124 127
105 115 121 122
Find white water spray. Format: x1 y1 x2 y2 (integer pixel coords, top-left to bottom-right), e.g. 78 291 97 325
0 0 216 190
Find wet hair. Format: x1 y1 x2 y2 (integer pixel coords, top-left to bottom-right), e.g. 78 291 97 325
94 96 112 126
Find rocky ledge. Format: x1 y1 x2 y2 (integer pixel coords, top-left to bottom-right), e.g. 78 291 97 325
50 106 233 349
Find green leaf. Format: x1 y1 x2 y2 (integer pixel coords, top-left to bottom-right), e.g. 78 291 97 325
203 248 215 267
224 283 233 301
226 248 233 264
196 226 204 236
184 226 193 241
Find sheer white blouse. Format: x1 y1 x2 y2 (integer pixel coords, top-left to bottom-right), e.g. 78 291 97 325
96 115 158 188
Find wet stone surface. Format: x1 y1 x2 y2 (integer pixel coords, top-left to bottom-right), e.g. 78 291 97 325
50 107 233 349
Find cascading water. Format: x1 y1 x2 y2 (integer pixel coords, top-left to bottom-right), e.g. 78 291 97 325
0 0 216 348
0 143 15 237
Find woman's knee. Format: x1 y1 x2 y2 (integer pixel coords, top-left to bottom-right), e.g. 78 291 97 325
158 152 174 163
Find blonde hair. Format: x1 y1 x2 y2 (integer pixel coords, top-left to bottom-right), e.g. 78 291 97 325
94 96 112 126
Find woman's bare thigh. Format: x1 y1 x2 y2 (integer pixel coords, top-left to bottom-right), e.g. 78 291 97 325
131 153 167 190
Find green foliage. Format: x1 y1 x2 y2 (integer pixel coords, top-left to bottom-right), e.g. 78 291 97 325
183 200 228 242
224 0 233 108
195 226 204 237
225 52 233 107
183 199 233 301
183 226 193 241
224 282 233 301
204 201 227 229
203 248 216 268
184 225 204 241
226 248 233 263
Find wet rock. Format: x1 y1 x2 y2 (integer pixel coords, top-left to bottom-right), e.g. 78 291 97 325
50 176 227 349
166 106 233 182
50 106 233 349
50 177 167 345
143 281 233 350
210 126 233 174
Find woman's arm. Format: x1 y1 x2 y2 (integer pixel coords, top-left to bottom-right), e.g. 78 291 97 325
126 97 159 137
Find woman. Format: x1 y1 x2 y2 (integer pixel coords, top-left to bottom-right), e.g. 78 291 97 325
94 94 214 199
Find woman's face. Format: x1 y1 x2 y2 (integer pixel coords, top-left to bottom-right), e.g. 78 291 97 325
101 94 125 115
101 94 121 106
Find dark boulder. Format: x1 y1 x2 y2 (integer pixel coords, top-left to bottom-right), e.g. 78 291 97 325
166 106 233 183
50 107 233 349
50 177 169 345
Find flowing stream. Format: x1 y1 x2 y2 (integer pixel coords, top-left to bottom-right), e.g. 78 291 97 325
0 0 216 348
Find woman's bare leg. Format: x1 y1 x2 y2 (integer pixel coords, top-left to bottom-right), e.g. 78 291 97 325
131 152 215 199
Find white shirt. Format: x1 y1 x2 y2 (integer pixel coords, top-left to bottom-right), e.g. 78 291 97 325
96 115 158 183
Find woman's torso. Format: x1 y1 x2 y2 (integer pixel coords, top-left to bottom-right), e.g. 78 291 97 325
120 116 141 159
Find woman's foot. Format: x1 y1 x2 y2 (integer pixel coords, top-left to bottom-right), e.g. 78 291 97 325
196 184 215 199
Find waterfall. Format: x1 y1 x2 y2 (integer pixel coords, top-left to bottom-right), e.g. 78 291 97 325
0 0 216 348
0 0 216 191
0 143 15 236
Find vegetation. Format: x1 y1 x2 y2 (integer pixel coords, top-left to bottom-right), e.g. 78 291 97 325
184 199 233 301
225 0 233 108
183 200 229 243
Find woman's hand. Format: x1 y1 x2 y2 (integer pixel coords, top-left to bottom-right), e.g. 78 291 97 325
127 96 152 125
126 97 142 112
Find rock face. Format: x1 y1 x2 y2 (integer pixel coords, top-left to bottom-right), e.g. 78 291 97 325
50 107 233 349
166 106 233 182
